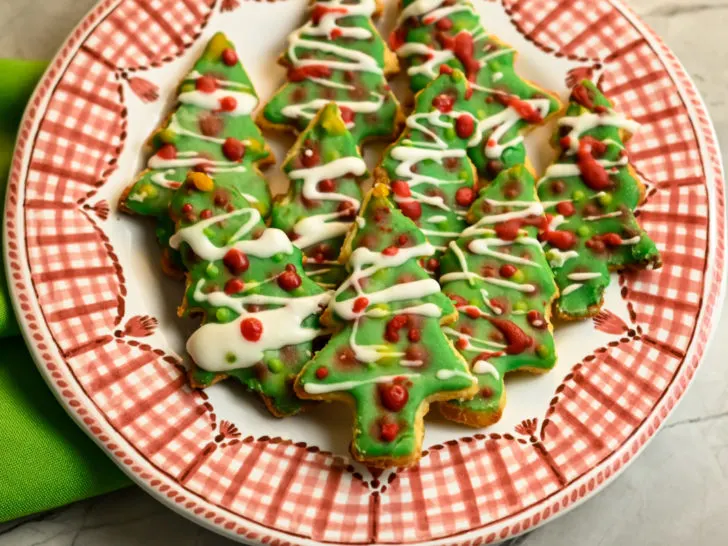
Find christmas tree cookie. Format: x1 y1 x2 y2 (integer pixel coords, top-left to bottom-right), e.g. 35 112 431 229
259 0 405 145
389 0 561 181
271 104 368 289
375 71 477 273
168 171 330 417
375 69 479 273
119 33 272 275
537 81 661 319
296 184 477 468
439 166 558 427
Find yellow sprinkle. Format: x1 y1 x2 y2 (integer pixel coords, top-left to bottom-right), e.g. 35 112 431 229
321 104 347 135
206 33 229 61
372 183 390 198
188 172 214 192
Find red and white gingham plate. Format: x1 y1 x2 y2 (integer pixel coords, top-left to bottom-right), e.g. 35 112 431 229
5 0 726 543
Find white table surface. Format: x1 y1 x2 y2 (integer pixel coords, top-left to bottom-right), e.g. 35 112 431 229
1 0 727 544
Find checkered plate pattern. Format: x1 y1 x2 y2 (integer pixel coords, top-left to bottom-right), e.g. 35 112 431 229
4 0 725 544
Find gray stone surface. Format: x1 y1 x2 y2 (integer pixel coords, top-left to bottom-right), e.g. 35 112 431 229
1 0 726 544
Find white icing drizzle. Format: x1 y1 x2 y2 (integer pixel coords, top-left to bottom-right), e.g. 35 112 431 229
148 150 247 172
150 169 182 189
568 272 602 281
188 293 331 372
281 0 386 122
169 208 293 260
561 283 585 297
436 369 475 382
332 242 440 363
241 193 259 203
462 199 544 238
559 111 640 154
303 373 418 395
288 156 367 249
428 215 448 223
548 249 579 269
472 358 500 378
537 156 630 187
584 211 623 221
468 237 542 267
179 70 258 116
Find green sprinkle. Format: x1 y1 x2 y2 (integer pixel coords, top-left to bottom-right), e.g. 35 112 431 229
325 149 341 162
226 352 237 364
268 359 284 373
511 270 525 283
573 190 586 202
469 298 480 307
514 301 529 312
272 253 285 262
536 344 550 359
598 193 613 206
459 170 470 181
216 308 231 322
205 263 219 279
477 109 487 120
203 227 215 239
445 128 456 141
577 225 591 238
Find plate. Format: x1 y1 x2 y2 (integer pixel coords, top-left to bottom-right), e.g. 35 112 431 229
5 0 725 543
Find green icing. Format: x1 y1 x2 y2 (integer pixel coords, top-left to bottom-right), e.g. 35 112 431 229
297 187 476 464
261 0 402 143
439 166 557 422
121 33 272 263
537 81 661 318
390 0 560 179
169 173 328 416
271 103 368 290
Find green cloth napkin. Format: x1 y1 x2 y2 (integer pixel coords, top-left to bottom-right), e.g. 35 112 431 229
0 59 130 523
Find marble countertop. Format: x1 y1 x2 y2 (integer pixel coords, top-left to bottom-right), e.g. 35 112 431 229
1 0 727 544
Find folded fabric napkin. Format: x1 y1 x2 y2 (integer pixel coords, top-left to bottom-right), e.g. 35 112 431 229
0 59 130 523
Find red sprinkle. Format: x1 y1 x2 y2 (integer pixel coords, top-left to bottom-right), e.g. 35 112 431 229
408 328 421 342
577 138 612 190
223 249 250 275
353 297 369 314
225 279 245 295
432 94 456 113
527 310 547 329
560 136 572 149
380 383 409 412
240 317 263 342
466 307 480 319
455 187 476 207
222 138 245 162
388 27 407 51
541 230 577 251
181 203 193 214
488 317 532 355
495 220 521 241
315 367 329 380
436 18 453 31
437 30 479 82
556 201 576 217
288 65 331 82
456 337 468 350
330 28 343 39
221 48 238 66
318 179 335 193
380 422 399 442
500 264 517 278
196 75 217 93
397 234 408 246
495 94 543 123
219 96 237 112
426 258 440 272
456 114 475 139
439 64 453 75
301 147 320 168
398 200 422 221
383 246 399 256
311 5 347 25
339 106 355 124
200 209 213 219
602 233 623 247
277 268 302 291
157 143 177 160
391 180 411 198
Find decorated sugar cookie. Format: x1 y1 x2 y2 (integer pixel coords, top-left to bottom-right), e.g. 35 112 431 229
169 171 330 417
296 184 477 468
439 166 558 427
537 81 661 319
389 0 561 180
119 33 272 275
260 0 404 144
271 103 368 289
375 70 479 270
